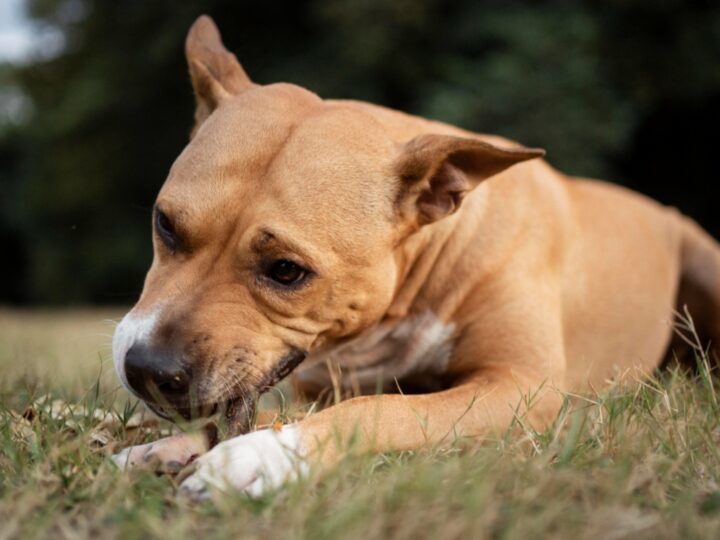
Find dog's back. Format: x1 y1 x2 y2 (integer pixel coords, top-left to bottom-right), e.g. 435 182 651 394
530 173 719 388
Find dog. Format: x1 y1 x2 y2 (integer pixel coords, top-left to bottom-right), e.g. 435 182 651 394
111 15 720 499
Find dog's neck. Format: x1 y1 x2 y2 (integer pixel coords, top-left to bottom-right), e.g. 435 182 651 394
388 220 457 319
388 184 491 322
298 192 489 387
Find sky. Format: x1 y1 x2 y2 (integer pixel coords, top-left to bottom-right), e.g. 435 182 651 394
0 0 36 63
0 0 65 64
0 0 38 125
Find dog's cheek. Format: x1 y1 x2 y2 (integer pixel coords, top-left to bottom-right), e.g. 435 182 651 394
326 260 399 338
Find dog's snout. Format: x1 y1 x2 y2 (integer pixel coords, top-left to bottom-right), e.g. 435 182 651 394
124 344 191 404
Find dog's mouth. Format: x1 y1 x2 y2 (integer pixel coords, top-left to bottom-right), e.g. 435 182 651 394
142 348 307 436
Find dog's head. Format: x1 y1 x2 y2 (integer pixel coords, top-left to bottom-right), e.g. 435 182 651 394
112 16 544 433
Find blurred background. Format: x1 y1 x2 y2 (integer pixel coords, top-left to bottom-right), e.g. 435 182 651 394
1 0 719 307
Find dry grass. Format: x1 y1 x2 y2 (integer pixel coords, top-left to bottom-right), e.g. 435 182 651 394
0 309 123 393
1 309 720 539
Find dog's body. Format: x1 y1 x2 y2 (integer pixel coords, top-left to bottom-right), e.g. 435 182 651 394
111 16 720 498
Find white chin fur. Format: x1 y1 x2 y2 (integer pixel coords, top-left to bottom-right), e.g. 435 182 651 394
112 307 161 391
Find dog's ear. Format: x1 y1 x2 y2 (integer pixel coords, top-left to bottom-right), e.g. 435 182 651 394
185 15 254 137
394 134 545 226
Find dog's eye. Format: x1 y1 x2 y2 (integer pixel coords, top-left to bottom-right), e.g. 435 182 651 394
267 259 307 286
155 209 177 250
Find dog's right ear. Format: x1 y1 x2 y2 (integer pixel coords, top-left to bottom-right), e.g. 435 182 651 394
394 134 545 228
185 15 254 137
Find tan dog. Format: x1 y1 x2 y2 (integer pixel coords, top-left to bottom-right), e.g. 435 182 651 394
111 16 720 499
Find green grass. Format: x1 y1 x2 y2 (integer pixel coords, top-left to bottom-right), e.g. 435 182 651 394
2 310 720 539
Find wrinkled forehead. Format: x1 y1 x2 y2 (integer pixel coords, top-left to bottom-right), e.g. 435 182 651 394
163 84 317 196
261 105 398 236
159 85 398 252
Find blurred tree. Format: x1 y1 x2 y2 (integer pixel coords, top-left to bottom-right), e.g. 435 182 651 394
0 0 718 304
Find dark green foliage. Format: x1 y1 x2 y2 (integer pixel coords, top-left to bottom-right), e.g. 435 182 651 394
1 0 719 304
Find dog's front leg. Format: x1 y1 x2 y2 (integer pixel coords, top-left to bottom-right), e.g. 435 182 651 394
179 369 562 499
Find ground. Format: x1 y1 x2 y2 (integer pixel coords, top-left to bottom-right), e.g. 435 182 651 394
1 309 720 539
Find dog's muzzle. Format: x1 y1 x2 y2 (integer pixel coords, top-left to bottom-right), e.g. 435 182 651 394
123 343 193 411
119 341 308 433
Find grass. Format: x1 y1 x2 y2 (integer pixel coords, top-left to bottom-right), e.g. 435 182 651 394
2 309 720 539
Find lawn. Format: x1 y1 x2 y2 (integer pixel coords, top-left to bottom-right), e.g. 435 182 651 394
1 309 720 539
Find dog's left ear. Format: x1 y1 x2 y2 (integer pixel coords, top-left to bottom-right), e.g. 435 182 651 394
394 134 545 226
185 15 255 137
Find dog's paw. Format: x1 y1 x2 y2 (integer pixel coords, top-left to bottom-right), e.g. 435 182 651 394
111 432 208 473
178 425 307 501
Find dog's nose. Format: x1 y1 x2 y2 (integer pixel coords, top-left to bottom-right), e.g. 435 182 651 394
124 344 191 404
